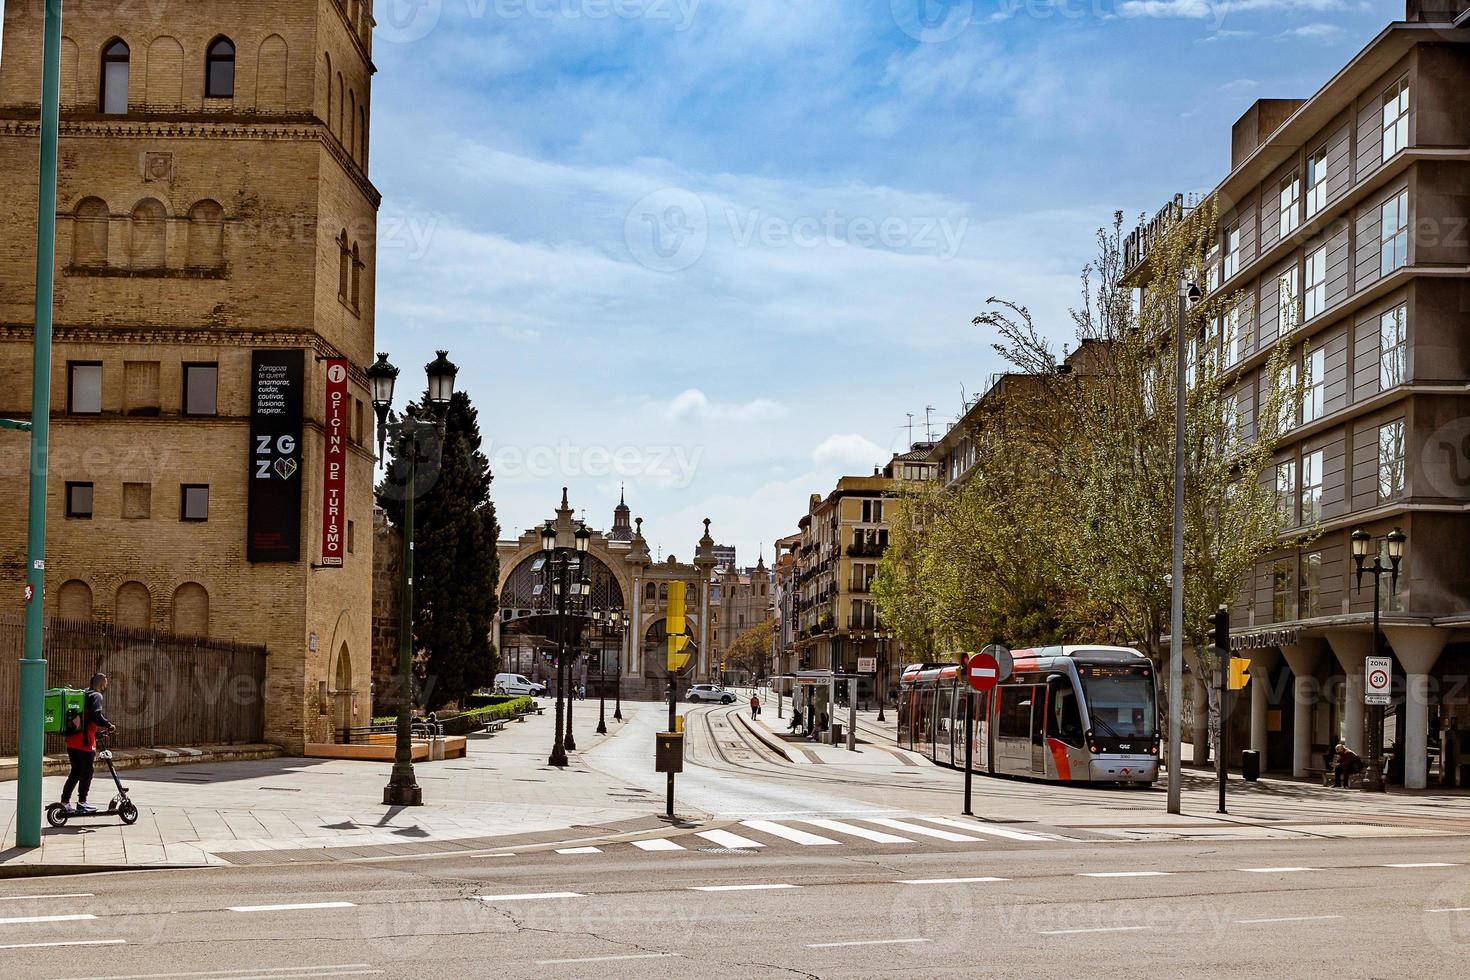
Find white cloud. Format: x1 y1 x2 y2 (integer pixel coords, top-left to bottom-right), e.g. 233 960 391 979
661 388 788 423
1279 23 1346 41
811 433 888 472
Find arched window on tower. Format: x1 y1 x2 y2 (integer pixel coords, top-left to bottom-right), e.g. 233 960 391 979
324 52 333 133
72 197 110 267
100 39 130 114
186 200 225 269
205 36 235 98
350 242 361 309
337 231 350 300
645 582 656 602
129 198 167 271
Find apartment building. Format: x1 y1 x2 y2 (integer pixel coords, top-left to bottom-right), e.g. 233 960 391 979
1123 0 1470 788
0 1 381 750
790 447 933 700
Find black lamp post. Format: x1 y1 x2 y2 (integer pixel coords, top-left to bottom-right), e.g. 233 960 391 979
876 628 894 723
612 609 624 722
544 522 591 767
369 350 459 807
565 553 591 751
1351 526 1405 793
595 608 620 735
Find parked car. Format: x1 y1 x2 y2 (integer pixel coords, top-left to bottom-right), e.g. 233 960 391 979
687 684 735 704
493 673 547 697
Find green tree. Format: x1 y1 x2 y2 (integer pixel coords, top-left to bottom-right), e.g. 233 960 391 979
378 390 501 711
725 619 776 680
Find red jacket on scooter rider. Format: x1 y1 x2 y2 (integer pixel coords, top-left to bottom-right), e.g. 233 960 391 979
66 683 114 752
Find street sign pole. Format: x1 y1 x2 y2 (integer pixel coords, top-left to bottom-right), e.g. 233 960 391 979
847 677 856 752
1211 607 1230 816
963 678 974 816
16 0 65 851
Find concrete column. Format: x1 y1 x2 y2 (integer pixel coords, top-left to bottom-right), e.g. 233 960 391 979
1245 649 1278 772
630 575 642 675
1280 640 1325 778
1325 630 1372 755
698 580 711 680
1383 626 1448 790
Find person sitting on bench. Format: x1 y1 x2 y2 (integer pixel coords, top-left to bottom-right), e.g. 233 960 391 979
1331 743 1363 788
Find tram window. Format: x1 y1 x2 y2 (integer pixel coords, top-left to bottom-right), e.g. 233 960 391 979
1050 682 1084 747
998 687 1034 739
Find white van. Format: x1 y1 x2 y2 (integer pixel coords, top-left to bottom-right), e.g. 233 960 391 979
493 673 547 697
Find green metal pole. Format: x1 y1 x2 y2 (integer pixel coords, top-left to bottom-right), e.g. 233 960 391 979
16 0 65 851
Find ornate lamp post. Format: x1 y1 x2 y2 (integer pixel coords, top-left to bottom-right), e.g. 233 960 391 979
369 350 459 807
876 628 894 723
611 609 624 722
1351 526 1405 793
544 522 591 766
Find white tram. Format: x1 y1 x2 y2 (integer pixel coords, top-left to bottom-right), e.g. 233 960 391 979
897 646 1160 785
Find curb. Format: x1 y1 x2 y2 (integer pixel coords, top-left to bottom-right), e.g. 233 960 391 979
0 863 211 880
0 744 281 782
732 711 795 763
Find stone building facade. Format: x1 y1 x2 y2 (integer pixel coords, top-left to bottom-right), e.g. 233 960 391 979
1123 0 1470 787
0 0 381 751
493 489 719 700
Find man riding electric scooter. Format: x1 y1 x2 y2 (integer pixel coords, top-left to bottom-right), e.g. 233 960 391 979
61 673 114 814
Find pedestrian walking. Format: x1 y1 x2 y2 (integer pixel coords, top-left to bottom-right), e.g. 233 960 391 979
577 684 586 701
61 673 114 815
750 693 761 718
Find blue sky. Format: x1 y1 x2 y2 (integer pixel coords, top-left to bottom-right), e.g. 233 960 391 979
366 0 1400 566
0 1 1404 566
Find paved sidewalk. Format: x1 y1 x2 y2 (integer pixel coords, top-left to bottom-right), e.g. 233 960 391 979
0 699 662 873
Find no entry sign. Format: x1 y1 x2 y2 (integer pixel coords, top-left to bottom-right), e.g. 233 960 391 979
966 652 1001 693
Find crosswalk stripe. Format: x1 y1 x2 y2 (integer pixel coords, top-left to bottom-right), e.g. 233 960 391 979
556 847 602 854
740 819 839 846
865 818 981 842
697 830 766 849
800 818 914 844
920 816 1052 842
631 838 685 852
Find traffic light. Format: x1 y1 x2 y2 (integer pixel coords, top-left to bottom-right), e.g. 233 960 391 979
1209 605 1230 658
1228 657 1250 691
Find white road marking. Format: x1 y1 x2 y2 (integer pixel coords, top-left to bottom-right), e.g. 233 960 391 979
1236 915 1343 925
1384 863 1456 868
0 893 94 903
1428 907 1470 913
896 876 1009 884
0 913 96 925
475 892 584 902
697 830 765 849
1237 867 1316 874
227 902 356 913
689 883 798 892
740 820 838 846
800 818 914 844
630 838 685 851
0 939 124 951
1078 871 1172 878
555 847 602 854
865 818 981 842
1039 925 1154 935
534 954 675 965
807 938 929 948
49 967 374 980
920 816 1051 842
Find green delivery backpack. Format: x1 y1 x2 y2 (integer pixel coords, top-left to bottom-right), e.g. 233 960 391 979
43 688 86 736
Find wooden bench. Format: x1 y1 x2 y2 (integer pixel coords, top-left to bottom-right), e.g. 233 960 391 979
482 719 508 734
1306 766 1361 788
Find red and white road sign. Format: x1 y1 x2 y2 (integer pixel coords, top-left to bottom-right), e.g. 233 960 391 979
1365 655 1391 705
966 652 1000 692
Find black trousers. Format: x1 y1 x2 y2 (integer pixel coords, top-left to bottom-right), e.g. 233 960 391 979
62 748 95 803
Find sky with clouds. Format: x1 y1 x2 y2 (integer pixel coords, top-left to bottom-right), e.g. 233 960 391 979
0 0 1402 567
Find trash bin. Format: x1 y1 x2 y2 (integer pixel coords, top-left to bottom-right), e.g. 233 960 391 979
1241 749 1261 782
830 723 843 745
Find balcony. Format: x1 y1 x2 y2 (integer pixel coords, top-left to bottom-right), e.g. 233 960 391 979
846 542 885 559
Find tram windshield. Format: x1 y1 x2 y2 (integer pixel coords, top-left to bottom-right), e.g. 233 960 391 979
1078 664 1156 740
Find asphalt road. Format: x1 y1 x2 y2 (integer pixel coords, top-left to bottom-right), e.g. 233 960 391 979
2 834 1467 979
4 702 1468 978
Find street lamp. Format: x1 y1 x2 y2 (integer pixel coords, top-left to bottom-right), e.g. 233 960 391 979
611 609 624 722
594 607 623 735
544 521 593 766
370 350 459 807
876 628 894 723
1352 526 1404 793
564 526 592 751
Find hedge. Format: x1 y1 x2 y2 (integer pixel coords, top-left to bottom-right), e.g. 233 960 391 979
370 696 534 732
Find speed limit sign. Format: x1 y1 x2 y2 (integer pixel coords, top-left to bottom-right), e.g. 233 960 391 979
1365 656 1391 705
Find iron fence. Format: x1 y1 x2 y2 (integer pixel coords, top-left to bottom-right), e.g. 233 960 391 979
0 615 268 756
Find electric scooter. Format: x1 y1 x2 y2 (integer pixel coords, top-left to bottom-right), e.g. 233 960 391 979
46 732 139 827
